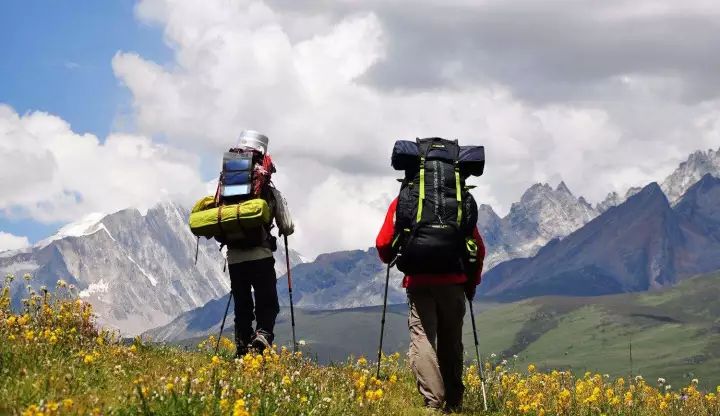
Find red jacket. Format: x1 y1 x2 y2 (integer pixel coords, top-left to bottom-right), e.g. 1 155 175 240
375 197 485 288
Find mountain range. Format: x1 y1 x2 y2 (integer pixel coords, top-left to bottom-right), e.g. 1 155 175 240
0 201 304 335
1 146 719 336
153 147 720 337
481 175 720 299
478 147 720 268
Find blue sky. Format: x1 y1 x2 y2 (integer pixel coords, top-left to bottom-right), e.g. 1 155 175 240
0 0 169 242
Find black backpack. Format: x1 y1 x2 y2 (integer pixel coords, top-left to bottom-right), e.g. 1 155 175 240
393 138 479 275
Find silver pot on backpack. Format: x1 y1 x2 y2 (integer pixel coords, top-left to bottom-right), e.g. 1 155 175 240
237 130 269 154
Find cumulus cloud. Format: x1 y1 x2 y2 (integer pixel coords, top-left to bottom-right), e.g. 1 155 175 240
106 0 720 257
0 231 30 252
0 105 206 223
3 0 713 257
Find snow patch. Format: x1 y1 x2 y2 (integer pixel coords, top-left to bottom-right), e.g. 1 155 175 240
37 213 106 247
126 255 158 286
0 247 33 258
0 261 39 274
95 224 117 242
79 280 109 298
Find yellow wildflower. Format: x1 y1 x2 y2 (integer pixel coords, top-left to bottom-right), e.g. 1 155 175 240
220 399 229 411
62 399 74 409
233 399 249 416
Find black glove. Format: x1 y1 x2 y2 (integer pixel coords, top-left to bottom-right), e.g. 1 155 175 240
464 278 476 301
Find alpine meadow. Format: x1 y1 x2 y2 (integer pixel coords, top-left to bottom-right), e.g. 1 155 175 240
3 1 720 415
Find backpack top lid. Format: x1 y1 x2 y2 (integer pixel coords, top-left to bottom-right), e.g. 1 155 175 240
391 138 485 176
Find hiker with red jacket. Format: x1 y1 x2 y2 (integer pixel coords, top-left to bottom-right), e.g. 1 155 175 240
376 138 485 412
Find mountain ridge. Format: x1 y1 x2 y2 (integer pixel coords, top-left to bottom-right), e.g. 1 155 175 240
481 177 720 299
0 201 304 335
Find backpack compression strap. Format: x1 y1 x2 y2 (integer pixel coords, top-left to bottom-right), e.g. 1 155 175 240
449 139 463 225
416 138 434 224
455 160 462 225
417 155 425 223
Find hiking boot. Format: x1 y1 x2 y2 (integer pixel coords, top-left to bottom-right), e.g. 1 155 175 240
250 332 270 353
235 346 248 358
235 328 252 358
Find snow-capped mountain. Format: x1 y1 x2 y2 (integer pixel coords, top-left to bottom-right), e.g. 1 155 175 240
0 201 305 335
478 182 599 269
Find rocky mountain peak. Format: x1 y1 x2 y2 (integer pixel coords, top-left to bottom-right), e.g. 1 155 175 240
661 147 720 204
481 180 599 269
556 181 572 195
0 200 305 336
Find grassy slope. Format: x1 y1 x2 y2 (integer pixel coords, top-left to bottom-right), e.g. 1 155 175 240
174 271 720 388
4 276 720 415
472 271 720 387
257 272 720 387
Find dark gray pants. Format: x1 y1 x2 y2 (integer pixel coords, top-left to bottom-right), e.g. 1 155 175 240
229 257 279 349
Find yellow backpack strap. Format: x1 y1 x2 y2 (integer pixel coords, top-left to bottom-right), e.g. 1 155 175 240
455 160 463 225
416 156 425 223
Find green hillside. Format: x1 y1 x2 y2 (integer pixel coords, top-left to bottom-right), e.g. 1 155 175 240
481 271 720 386
193 271 720 388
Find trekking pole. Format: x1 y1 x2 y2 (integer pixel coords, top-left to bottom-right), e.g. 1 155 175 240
214 292 233 356
284 235 297 353
376 257 396 379
468 300 489 411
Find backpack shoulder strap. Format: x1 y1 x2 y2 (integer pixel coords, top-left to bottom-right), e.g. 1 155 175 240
451 139 463 225
415 138 431 224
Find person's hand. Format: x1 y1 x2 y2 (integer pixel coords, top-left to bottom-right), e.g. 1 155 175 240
464 279 476 301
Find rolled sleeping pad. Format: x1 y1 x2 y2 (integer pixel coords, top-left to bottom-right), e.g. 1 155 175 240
189 198 272 239
459 145 485 176
391 139 485 176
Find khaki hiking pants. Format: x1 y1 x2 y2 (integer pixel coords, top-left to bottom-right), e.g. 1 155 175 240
407 284 466 409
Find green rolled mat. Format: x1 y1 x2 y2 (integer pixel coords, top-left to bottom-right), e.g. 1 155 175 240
189 199 271 239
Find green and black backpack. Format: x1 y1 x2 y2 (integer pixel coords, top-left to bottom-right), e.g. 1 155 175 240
392 137 482 275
